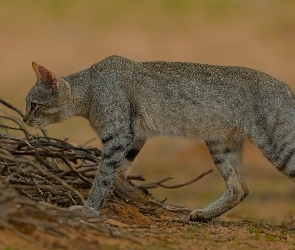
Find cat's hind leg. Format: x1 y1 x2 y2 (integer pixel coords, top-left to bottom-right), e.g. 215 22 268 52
190 139 249 222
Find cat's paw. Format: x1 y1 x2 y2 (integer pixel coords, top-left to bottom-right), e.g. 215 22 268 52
190 209 215 222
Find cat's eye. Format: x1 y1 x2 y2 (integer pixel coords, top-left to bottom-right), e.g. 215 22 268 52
30 102 37 111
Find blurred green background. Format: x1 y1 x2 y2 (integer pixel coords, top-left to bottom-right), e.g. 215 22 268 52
1 0 295 222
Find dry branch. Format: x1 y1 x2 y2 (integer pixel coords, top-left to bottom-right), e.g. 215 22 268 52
0 97 101 207
0 98 24 117
139 169 213 189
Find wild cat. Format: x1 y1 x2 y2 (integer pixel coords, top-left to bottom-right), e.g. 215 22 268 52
24 55 295 222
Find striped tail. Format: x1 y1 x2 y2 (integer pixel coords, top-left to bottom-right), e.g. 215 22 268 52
250 110 295 180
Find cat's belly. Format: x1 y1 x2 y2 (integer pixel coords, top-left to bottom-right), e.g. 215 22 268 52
133 111 236 140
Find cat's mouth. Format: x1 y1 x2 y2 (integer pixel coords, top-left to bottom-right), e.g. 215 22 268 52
24 119 43 129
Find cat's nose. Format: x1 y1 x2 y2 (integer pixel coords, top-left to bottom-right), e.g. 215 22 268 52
23 113 28 123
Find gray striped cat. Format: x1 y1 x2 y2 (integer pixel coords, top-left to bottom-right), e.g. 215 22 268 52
24 55 295 222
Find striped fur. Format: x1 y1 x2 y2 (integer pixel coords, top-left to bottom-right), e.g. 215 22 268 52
24 56 295 222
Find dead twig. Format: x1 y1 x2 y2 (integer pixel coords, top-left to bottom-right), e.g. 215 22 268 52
0 98 24 117
139 169 213 189
148 197 192 212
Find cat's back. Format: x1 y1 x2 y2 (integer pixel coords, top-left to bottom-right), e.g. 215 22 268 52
137 60 283 90
129 59 291 106
68 56 293 108
76 55 289 98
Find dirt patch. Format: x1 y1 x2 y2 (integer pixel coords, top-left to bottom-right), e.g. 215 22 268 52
101 200 154 226
1 185 295 250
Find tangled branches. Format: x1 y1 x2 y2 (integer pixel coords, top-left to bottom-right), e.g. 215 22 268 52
0 136 101 206
0 98 101 206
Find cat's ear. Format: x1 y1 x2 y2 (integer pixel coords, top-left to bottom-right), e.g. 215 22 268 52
32 61 60 92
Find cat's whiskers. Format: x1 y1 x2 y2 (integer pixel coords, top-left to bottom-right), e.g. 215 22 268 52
33 125 37 137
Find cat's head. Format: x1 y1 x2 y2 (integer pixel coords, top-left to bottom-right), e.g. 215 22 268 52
23 62 72 128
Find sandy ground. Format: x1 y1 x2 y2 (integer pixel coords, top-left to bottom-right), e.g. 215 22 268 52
1 189 295 250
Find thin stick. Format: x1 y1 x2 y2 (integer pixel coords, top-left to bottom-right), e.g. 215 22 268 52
61 156 92 184
139 169 213 189
0 98 24 117
148 197 192 212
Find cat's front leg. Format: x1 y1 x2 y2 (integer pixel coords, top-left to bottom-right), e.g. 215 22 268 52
86 132 133 210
